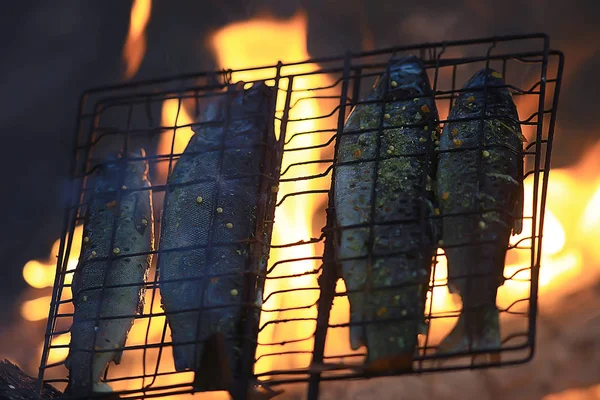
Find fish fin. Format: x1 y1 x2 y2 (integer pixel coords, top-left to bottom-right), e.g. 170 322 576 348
350 326 365 350
418 319 429 335
112 340 125 365
112 351 123 365
447 281 459 294
512 179 524 235
137 296 145 315
437 314 468 355
63 382 72 396
243 384 285 400
345 285 366 350
192 333 232 392
348 303 366 350
424 198 440 243
512 143 525 235
133 191 151 236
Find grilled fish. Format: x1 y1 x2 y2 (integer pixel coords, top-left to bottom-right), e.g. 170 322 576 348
158 81 277 396
66 149 154 395
334 56 439 370
437 69 524 356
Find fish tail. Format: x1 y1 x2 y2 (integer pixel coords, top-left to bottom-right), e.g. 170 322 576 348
438 304 501 355
62 382 72 396
192 333 232 392
347 293 366 350
112 343 124 365
471 305 501 350
172 342 198 372
62 380 113 398
349 323 365 351
93 382 114 394
441 249 503 355
168 312 201 371
230 384 284 400
464 304 501 353
66 349 115 392
418 319 429 335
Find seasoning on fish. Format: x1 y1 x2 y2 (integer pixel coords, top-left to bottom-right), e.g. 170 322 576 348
334 56 439 371
158 81 278 399
437 68 524 358
65 149 154 395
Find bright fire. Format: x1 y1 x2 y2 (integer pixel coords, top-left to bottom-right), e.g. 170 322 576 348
22 224 83 290
18 8 600 400
122 0 152 79
157 98 195 183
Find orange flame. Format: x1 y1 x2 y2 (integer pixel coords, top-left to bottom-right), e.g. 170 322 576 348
21 296 52 322
123 0 152 79
22 224 82 292
157 99 195 183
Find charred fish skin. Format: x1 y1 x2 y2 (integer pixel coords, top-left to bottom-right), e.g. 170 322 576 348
437 69 524 355
334 56 439 368
158 82 275 384
66 150 154 395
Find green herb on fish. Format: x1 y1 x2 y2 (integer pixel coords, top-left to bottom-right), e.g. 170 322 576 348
334 56 439 371
66 149 154 396
158 82 278 399
437 68 524 360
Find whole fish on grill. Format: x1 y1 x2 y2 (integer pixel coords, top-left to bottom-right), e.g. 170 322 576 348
437 69 524 357
66 149 154 395
158 81 278 398
334 56 439 371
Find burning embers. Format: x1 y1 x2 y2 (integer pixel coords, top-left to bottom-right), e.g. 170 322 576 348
20 13 573 400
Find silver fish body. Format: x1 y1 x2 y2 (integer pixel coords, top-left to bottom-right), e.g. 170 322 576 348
334 56 439 369
66 149 154 394
158 82 276 394
437 69 524 355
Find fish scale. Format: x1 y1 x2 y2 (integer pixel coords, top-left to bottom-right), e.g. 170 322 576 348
66 149 154 395
334 56 439 370
158 81 276 396
437 68 524 356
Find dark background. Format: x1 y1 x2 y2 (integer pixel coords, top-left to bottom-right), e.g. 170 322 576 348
0 0 598 339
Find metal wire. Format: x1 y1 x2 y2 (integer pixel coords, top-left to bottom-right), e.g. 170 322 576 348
37 33 564 400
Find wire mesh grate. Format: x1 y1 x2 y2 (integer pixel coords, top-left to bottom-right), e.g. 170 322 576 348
37 33 563 399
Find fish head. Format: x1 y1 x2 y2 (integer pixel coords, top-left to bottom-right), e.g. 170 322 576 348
461 68 513 111
191 82 246 145
124 148 149 182
377 55 430 100
93 153 122 193
241 81 271 110
192 80 272 146
464 68 506 89
93 149 148 192
195 81 247 124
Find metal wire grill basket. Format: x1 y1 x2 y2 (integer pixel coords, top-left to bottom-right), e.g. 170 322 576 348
37 33 563 399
